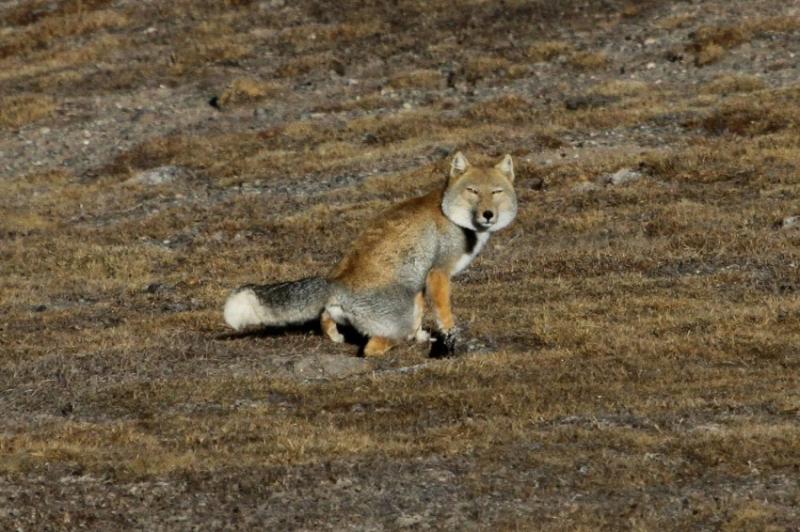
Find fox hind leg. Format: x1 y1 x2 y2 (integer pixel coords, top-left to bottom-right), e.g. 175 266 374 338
321 310 345 343
363 336 399 357
330 287 417 355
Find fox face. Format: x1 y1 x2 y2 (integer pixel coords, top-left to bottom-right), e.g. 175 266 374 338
442 152 517 232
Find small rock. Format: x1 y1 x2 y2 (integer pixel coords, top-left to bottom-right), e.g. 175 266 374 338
780 215 800 229
125 166 184 186
425 468 456 482
431 145 453 158
141 282 166 294
334 477 354 489
605 168 642 185
573 181 601 192
395 514 425 528
331 59 346 76
665 51 684 63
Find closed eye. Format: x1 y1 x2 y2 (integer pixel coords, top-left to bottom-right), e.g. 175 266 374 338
466 187 478 194
491 189 504 195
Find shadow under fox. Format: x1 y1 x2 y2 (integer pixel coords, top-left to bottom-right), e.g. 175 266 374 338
224 152 518 356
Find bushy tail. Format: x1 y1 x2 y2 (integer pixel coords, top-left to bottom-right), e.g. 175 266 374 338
224 277 331 330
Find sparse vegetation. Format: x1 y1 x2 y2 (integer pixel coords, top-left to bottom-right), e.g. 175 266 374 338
2 0 800 529
567 50 610 70
0 93 57 127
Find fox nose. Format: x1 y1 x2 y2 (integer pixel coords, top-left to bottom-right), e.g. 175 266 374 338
482 210 494 221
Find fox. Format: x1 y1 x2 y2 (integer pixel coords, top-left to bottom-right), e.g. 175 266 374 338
224 152 517 356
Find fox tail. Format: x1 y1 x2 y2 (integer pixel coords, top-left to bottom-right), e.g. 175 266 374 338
224 277 331 330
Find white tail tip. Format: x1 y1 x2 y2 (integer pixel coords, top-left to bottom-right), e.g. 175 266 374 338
224 289 262 330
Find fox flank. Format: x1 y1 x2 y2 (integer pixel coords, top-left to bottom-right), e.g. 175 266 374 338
225 152 518 356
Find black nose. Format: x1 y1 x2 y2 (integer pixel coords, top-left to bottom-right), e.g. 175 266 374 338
482 210 494 220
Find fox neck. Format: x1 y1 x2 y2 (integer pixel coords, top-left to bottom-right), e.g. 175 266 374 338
452 228 490 275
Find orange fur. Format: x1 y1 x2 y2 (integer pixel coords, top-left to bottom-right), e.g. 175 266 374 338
427 269 454 330
363 336 399 356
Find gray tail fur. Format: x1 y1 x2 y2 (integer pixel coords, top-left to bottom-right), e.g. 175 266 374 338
224 277 331 330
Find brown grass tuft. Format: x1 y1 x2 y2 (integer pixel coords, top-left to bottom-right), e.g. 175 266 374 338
526 40 572 62
276 53 335 78
689 24 752 66
694 43 725 67
700 73 766 94
567 50 610 70
387 69 443 90
462 54 514 84
464 94 536 125
216 77 282 109
701 101 791 137
691 24 753 50
0 93 57 128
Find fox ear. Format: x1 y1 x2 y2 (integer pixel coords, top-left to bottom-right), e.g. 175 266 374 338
450 151 470 179
495 154 514 182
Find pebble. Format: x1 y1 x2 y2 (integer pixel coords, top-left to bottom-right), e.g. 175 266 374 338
125 165 184 186
605 168 643 185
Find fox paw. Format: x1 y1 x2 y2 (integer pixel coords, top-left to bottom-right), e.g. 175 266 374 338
413 329 431 343
328 330 345 343
429 326 464 358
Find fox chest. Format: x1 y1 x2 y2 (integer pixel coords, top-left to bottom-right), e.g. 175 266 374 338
451 231 490 275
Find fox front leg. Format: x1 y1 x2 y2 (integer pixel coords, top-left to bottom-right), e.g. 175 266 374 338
426 269 463 356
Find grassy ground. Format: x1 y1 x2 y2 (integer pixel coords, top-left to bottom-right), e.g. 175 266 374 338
2 0 800 529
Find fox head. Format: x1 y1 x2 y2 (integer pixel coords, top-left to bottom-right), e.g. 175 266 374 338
442 152 517 232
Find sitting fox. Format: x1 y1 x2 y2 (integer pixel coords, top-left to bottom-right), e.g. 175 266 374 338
224 152 517 356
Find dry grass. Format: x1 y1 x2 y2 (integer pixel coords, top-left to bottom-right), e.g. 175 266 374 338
567 50 610 70
215 77 284 109
526 40 572 62
386 69 444 90
700 73 766 94
0 93 57 128
2 0 800 529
